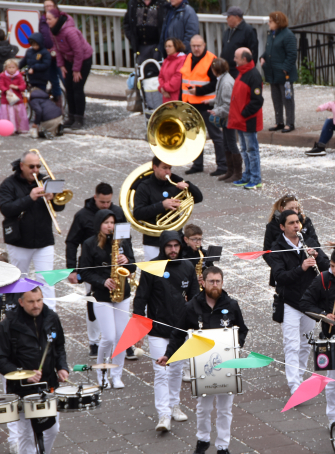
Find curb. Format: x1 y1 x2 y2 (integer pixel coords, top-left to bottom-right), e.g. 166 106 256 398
258 130 335 149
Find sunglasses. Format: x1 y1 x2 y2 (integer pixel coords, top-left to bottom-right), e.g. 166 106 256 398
27 164 41 169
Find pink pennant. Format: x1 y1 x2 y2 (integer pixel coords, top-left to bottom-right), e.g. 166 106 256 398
282 373 335 412
234 250 271 260
111 314 153 359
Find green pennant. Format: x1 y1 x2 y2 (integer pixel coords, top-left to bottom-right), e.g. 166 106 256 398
214 351 274 369
36 269 74 286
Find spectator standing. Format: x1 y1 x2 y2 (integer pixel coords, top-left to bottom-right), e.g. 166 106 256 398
19 32 51 91
220 6 258 79
0 29 18 73
260 11 298 133
228 48 264 190
124 0 166 64
29 87 63 139
158 38 186 103
46 9 93 130
159 0 199 56
305 102 335 156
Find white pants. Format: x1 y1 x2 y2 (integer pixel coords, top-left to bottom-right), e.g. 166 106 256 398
94 298 130 379
85 283 100 345
148 335 184 419
1 374 18 445
18 412 59 454
7 245 56 312
197 394 234 450
144 245 159 262
281 304 315 393
326 370 335 421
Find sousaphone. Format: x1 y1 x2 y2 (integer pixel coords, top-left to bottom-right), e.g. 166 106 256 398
119 101 206 237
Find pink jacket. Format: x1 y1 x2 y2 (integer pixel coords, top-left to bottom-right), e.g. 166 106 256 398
158 53 186 103
51 14 93 72
0 72 26 105
318 101 335 124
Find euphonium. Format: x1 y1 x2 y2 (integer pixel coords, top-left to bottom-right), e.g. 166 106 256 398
195 247 204 292
110 237 130 303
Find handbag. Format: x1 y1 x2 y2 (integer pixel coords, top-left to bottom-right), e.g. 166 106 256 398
6 89 20 106
272 293 284 323
126 88 143 113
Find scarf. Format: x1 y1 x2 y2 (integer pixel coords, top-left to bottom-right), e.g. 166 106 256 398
5 70 19 78
50 14 67 36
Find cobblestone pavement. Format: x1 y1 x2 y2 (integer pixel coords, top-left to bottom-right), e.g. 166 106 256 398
0 119 334 454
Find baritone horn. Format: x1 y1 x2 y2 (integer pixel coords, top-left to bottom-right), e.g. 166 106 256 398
119 101 206 237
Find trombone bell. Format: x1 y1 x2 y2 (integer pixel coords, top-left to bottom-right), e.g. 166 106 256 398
53 189 73 206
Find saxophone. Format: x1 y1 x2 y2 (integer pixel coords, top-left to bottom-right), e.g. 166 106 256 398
195 247 204 291
110 237 131 303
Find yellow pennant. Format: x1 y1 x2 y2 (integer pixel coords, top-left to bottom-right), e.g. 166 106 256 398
135 260 169 277
166 333 215 364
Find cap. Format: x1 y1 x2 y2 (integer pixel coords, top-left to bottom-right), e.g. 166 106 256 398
223 6 244 17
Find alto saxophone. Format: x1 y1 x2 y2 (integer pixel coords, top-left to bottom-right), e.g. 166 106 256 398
296 232 320 275
110 237 131 303
195 247 204 291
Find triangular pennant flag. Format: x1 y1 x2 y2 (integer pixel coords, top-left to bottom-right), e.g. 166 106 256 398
36 269 74 286
166 333 215 364
135 260 169 277
43 293 97 303
234 250 271 260
111 314 153 359
282 373 335 412
215 351 274 369
0 278 43 293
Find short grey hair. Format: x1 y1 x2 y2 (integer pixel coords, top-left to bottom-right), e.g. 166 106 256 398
21 150 38 163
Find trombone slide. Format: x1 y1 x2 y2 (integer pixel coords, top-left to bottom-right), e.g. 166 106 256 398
33 173 61 235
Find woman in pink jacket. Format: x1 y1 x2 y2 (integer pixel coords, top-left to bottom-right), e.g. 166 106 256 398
46 9 93 129
158 38 186 103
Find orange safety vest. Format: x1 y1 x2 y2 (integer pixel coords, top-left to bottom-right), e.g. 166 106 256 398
180 51 217 104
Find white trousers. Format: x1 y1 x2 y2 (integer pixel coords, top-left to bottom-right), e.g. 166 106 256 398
85 283 100 345
326 370 335 421
7 245 56 312
196 394 234 450
1 374 18 445
94 298 130 379
148 335 183 419
18 412 59 454
143 245 159 262
281 304 315 393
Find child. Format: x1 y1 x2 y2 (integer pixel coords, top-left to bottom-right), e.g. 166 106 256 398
183 224 214 283
19 32 51 91
0 59 29 133
29 87 63 139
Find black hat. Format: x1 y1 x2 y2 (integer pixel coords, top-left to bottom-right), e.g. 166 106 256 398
223 6 244 17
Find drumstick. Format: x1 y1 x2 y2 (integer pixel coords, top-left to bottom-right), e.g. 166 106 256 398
64 378 78 386
38 341 51 371
329 301 335 334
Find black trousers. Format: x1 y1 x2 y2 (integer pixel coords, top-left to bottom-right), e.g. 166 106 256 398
192 104 226 170
270 83 295 126
64 56 92 116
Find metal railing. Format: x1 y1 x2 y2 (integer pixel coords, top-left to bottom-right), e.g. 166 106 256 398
0 1 268 72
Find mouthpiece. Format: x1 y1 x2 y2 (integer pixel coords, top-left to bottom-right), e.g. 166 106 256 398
296 232 303 239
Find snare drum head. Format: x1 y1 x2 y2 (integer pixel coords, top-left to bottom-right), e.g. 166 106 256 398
55 385 99 396
23 393 55 402
0 395 19 403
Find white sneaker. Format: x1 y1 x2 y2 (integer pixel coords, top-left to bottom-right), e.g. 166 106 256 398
182 367 191 382
9 442 19 454
30 128 38 139
112 377 125 389
329 420 335 431
155 415 171 431
171 405 188 421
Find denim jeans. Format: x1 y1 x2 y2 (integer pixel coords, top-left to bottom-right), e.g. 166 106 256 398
319 118 335 144
237 131 261 184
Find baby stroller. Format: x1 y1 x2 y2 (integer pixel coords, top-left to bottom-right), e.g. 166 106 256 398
137 59 163 126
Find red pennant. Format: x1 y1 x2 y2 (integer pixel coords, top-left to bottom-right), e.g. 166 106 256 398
111 314 153 359
234 250 271 260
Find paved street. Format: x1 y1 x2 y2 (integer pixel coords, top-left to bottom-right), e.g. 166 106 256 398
0 106 334 454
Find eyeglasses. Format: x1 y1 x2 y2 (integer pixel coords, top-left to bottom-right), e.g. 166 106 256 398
27 164 41 169
205 280 222 285
188 237 202 243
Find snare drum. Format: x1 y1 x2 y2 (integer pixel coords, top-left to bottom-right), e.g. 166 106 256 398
23 393 57 419
55 385 101 412
189 327 242 397
312 339 335 371
0 394 20 423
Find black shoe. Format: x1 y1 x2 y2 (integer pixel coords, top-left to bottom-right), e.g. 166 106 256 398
39 129 54 140
89 344 98 358
305 142 327 156
193 440 210 454
63 114 74 127
125 347 138 360
185 167 203 175
209 168 227 176
269 123 284 131
71 115 84 130
281 124 295 133
217 450 230 454
57 124 64 136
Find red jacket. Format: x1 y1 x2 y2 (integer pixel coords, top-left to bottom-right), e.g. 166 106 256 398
158 53 186 103
0 72 26 105
227 60 263 133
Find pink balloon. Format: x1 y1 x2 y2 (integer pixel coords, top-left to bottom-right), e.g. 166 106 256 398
0 120 15 137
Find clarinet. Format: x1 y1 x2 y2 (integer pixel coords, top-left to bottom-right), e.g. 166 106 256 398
296 232 320 275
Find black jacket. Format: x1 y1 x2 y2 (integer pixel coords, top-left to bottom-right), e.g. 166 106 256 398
182 245 213 270
133 172 203 247
133 230 199 338
0 160 64 248
300 271 335 338
19 32 51 86
29 88 62 125
65 197 126 269
270 235 329 311
80 209 136 302
0 40 18 72
220 20 258 79
0 304 68 397
165 290 248 358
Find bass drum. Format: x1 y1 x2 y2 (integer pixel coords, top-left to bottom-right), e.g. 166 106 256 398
0 394 20 423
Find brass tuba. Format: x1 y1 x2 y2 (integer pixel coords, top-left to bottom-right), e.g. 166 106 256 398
119 101 206 237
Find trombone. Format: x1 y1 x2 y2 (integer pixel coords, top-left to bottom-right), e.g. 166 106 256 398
33 173 61 234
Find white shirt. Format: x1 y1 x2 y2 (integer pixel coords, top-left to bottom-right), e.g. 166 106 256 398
283 233 302 254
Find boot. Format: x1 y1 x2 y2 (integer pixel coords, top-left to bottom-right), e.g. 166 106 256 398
63 114 74 127
225 153 243 183
305 142 326 156
71 115 84 130
56 124 64 136
218 150 233 181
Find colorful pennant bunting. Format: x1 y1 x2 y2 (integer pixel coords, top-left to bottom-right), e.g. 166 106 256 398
111 314 153 359
36 269 74 286
234 250 271 260
135 260 169 277
215 352 274 369
0 278 43 293
166 333 215 364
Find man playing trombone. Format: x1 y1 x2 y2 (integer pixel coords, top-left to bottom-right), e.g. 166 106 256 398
0 150 64 311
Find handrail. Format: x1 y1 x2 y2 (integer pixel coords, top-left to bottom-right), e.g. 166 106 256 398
290 18 335 30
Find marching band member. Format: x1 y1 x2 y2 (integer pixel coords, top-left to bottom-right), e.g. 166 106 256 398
80 209 136 389
157 266 248 454
183 223 214 280
133 156 203 261
269 210 329 395
300 249 335 428
133 231 198 431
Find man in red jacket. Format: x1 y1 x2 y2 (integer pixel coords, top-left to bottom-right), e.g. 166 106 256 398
227 47 263 190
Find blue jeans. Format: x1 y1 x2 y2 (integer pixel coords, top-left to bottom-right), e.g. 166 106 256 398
48 58 64 98
319 118 335 144
238 131 261 184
